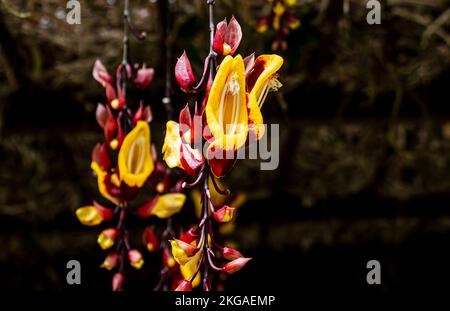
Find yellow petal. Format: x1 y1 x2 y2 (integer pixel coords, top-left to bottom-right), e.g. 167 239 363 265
247 92 265 141
131 259 144 270
118 121 154 188
170 240 194 266
179 243 202 288
162 121 184 169
76 206 103 226
206 55 248 152
91 162 120 205
248 55 284 109
97 235 115 250
151 193 186 219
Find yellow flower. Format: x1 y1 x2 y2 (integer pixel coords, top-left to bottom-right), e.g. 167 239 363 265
151 193 186 219
206 55 249 153
247 55 284 109
118 121 154 188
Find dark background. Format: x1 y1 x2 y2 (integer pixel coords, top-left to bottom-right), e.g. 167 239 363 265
1 0 450 291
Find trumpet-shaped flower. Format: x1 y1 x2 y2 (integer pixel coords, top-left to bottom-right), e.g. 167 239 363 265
118 121 154 188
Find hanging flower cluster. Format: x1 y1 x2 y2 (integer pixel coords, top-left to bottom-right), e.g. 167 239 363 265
162 4 284 291
76 60 186 291
257 0 300 51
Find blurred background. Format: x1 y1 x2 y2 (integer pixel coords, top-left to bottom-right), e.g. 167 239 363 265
1 0 450 291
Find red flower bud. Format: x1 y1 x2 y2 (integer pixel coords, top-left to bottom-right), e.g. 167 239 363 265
101 252 119 271
134 66 155 89
213 16 242 56
180 227 200 244
223 257 252 274
171 239 198 257
97 228 120 250
175 51 196 92
223 247 243 261
133 102 153 124
143 226 159 252
128 249 144 269
95 104 108 129
93 59 113 87
112 272 125 291
175 280 192 291
213 205 235 223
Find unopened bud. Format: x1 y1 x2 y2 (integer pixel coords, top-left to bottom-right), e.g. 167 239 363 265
128 249 144 269
174 280 192 291
223 257 252 274
101 252 119 271
223 246 243 261
97 228 119 250
213 205 235 223
112 273 125 291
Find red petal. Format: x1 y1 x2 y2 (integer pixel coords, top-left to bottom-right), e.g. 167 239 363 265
95 104 108 129
225 16 242 54
206 145 237 178
93 201 114 221
180 144 204 176
105 84 117 104
134 67 155 89
244 53 256 77
174 280 192 291
143 226 159 252
212 30 224 55
175 51 196 92
180 227 200 244
93 59 113 87
136 195 160 218
99 143 112 170
179 104 192 140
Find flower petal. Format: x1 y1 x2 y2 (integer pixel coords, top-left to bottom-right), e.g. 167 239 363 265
118 121 154 188
151 193 186 219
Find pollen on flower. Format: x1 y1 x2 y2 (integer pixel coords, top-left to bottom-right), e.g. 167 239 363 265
110 139 119 150
223 43 232 56
228 73 240 95
111 98 120 110
269 75 282 92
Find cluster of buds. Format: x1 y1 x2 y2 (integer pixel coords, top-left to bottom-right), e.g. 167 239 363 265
162 5 283 290
257 0 300 51
76 60 186 291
